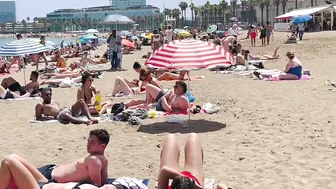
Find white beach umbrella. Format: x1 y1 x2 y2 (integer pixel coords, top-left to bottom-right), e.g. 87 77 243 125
86 29 99 33
104 14 134 30
104 14 135 24
26 39 57 50
0 39 49 57
0 39 50 84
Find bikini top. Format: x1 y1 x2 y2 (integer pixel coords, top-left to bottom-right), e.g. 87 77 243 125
168 171 201 189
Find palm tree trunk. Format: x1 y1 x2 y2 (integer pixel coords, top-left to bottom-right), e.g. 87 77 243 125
261 8 264 24
310 0 313 7
276 5 279 16
282 3 286 14
266 7 269 22
295 0 298 9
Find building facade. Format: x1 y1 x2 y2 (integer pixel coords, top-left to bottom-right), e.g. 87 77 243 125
0 1 16 23
110 0 146 9
46 5 161 31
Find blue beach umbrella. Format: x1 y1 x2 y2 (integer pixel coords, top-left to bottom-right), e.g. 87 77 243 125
293 15 312 24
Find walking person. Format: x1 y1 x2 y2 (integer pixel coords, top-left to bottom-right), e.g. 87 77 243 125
107 29 122 70
297 22 305 40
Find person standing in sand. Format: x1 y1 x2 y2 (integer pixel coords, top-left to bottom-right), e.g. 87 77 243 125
266 21 273 45
35 87 99 125
167 26 175 43
151 29 163 54
107 30 122 71
35 36 49 70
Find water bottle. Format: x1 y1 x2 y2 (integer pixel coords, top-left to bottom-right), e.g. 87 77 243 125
95 91 102 111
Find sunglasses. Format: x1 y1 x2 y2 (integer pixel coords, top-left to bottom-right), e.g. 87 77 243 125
173 85 181 88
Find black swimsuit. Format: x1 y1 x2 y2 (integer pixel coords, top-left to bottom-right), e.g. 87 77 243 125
72 179 98 189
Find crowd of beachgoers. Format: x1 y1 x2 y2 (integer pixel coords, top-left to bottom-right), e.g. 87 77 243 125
0 22 325 189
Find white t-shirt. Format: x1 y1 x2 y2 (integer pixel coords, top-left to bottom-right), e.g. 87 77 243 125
167 29 174 42
298 23 304 31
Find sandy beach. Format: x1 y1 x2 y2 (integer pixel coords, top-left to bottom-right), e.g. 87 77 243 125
1 31 336 189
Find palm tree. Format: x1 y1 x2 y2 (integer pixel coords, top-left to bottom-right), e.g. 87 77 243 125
248 0 256 23
11 22 16 33
220 0 228 24
282 0 287 15
258 0 265 24
194 7 200 26
216 5 223 24
21 19 27 33
231 0 237 18
311 0 314 7
295 0 298 9
0 23 6 33
179 1 188 26
274 0 281 17
204 1 211 27
33 17 38 32
265 0 271 23
190 3 195 26
26 17 30 22
172 8 181 28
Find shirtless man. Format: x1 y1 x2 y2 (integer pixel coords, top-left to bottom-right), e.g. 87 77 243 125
1 71 39 95
37 129 109 186
77 52 100 67
128 81 189 113
35 87 98 125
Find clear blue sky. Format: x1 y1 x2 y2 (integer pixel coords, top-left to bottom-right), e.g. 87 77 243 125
14 0 222 21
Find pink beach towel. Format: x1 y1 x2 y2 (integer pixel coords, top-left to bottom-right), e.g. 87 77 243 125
264 75 312 81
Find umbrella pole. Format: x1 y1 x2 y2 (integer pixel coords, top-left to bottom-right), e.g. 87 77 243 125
22 57 26 85
187 70 191 126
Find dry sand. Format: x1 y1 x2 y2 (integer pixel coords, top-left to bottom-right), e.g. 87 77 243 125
1 31 336 189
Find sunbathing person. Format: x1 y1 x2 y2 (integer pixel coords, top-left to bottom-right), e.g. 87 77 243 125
0 85 30 100
1 71 39 95
158 133 204 189
35 87 98 124
247 47 280 60
123 61 142 88
77 72 102 115
55 51 67 68
128 81 189 113
0 60 11 73
76 52 102 67
231 48 246 66
254 51 303 80
285 31 297 44
0 129 110 188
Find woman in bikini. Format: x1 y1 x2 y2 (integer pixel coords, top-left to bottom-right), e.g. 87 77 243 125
158 133 204 189
77 72 101 115
0 154 128 189
152 29 163 54
247 47 280 60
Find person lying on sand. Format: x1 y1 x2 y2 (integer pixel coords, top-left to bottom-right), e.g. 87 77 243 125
0 85 31 100
142 52 152 59
128 81 189 113
75 52 103 68
109 67 161 97
245 47 280 60
253 51 303 80
158 133 204 189
0 60 11 73
35 87 98 125
1 71 39 95
1 129 110 188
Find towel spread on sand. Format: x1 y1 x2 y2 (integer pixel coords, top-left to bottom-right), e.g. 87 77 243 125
0 97 41 102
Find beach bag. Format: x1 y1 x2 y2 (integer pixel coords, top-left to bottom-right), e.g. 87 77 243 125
111 102 125 116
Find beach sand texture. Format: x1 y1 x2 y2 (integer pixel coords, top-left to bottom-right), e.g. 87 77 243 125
1 31 336 189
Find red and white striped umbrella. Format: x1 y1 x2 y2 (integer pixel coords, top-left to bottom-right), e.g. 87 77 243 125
145 40 232 70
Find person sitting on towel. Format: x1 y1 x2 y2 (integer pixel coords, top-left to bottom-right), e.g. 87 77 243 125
35 87 99 125
127 81 189 113
0 129 110 188
1 71 39 95
254 51 303 80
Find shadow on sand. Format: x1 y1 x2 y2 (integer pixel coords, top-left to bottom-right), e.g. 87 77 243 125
137 119 226 134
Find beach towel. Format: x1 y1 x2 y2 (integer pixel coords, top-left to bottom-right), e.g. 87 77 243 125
0 97 41 102
108 177 149 189
264 74 312 81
